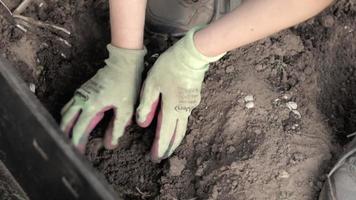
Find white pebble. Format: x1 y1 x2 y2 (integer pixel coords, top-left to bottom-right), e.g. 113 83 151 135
291 124 299 130
286 101 298 110
245 102 255 109
29 83 36 93
279 170 290 179
282 94 290 100
244 95 254 102
292 110 302 119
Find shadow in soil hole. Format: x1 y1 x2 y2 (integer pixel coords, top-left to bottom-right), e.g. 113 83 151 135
36 2 110 120
317 21 356 144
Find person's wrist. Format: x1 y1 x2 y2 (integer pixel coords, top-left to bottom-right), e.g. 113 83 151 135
174 25 226 70
110 40 144 50
105 44 147 73
194 26 228 58
110 28 144 50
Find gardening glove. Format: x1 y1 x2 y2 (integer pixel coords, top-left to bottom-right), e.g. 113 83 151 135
60 45 146 153
136 26 225 162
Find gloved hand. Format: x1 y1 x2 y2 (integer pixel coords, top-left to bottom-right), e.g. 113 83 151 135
136 26 225 162
60 45 146 153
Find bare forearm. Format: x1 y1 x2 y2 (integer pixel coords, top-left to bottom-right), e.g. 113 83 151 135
109 0 147 49
195 0 334 57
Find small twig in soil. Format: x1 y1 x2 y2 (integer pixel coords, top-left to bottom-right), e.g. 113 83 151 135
347 131 356 138
13 14 71 35
0 0 11 15
135 187 151 199
56 37 72 47
0 0 27 32
15 24 28 32
13 0 32 15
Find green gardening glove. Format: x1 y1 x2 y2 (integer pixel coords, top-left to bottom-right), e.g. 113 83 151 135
136 26 225 162
60 45 146 153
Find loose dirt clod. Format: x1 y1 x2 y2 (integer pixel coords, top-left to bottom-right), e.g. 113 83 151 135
169 157 187 177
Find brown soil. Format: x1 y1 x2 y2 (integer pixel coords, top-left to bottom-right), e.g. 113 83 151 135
0 0 355 199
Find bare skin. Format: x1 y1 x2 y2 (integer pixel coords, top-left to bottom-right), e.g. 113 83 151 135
109 0 147 50
194 0 334 57
110 0 333 55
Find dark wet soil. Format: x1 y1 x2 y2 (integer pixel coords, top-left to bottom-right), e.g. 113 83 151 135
0 161 28 200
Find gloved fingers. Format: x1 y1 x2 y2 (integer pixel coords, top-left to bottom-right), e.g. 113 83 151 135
164 118 188 158
60 105 82 136
150 104 179 162
103 111 133 149
71 109 103 153
136 79 160 127
79 105 114 144
61 98 75 115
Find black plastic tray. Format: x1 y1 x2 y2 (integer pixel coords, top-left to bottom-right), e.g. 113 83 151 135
0 57 119 200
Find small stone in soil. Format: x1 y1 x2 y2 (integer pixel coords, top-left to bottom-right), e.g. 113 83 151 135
227 146 236 153
291 124 299 130
244 95 254 102
278 170 290 179
246 102 255 109
232 181 238 187
29 83 36 93
292 110 302 119
254 129 262 135
321 15 335 28
304 66 313 75
286 101 298 110
225 65 235 73
282 94 291 100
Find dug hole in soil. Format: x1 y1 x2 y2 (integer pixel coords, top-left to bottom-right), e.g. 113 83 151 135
0 0 355 199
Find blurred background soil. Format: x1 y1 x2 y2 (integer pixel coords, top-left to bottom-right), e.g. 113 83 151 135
0 0 355 199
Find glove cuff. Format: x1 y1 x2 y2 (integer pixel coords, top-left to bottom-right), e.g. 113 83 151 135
176 25 226 70
105 44 147 73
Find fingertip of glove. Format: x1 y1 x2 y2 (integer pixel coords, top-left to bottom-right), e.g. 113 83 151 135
135 111 149 128
136 118 149 128
150 143 171 163
59 122 66 132
104 142 118 150
76 144 86 154
104 137 119 150
150 153 173 163
136 102 159 128
150 153 163 163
